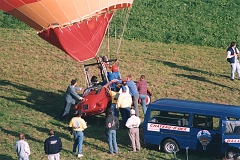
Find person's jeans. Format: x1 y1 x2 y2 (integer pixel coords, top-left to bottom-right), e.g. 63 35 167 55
119 107 130 126
230 61 240 79
133 94 139 116
139 94 147 115
111 103 119 118
107 130 118 153
73 131 84 154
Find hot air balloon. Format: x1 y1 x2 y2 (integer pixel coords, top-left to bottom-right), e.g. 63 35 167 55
0 0 134 62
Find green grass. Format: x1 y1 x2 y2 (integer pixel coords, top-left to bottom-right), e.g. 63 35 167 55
1 28 240 160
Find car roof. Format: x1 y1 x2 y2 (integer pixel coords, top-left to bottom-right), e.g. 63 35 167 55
148 98 240 118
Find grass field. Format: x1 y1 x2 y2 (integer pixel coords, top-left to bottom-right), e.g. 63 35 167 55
1 28 240 160
1 1 240 159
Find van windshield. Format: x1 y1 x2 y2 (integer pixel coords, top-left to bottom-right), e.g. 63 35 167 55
225 120 240 134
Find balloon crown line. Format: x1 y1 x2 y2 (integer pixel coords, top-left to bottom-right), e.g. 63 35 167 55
37 5 132 33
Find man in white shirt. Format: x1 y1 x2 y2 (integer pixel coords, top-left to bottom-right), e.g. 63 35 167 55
15 133 30 160
125 109 141 152
117 86 132 127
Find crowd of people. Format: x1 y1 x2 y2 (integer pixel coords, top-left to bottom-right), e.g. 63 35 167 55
15 108 141 159
15 73 148 159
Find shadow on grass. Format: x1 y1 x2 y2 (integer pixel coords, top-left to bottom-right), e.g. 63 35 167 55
77 115 169 159
75 115 131 151
0 79 65 118
0 154 14 160
0 126 43 144
176 74 238 91
0 125 73 154
23 122 72 141
154 59 229 79
143 144 221 160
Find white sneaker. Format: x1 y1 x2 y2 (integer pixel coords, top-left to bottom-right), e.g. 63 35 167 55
78 154 83 158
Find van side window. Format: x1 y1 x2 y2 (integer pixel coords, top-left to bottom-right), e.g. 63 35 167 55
148 110 189 127
225 120 240 134
193 114 219 131
149 110 161 123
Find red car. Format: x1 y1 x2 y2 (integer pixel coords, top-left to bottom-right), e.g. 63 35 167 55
74 56 152 116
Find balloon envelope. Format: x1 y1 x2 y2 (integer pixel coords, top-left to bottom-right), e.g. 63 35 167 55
0 0 133 62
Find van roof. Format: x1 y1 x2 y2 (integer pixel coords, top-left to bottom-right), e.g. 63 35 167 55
149 98 240 118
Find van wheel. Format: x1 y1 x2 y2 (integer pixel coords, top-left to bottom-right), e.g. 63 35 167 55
163 139 179 154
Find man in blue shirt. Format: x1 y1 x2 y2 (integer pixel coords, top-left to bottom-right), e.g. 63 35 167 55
126 75 140 116
107 65 120 91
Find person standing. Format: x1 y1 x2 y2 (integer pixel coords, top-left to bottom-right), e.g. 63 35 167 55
117 86 132 127
136 75 148 116
105 109 119 154
226 41 240 81
15 133 31 160
125 109 141 152
118 80 129 94
44 129 62 160
60 78 83 119
104 80 120 118
107 65 121 91
126 75 140 116
69 111 87 158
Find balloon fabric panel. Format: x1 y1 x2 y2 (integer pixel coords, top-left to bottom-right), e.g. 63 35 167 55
38 13 114 62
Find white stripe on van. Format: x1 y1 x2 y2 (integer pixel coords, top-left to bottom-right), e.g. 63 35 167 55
225 139 240 143
147 123 190 132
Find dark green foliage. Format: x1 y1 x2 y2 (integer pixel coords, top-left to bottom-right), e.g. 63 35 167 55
111 0 240 48
0 11 29 29
1 0 240 48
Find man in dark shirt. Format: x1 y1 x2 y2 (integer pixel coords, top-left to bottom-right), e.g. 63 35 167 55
105 109 119 154
44 129 62 160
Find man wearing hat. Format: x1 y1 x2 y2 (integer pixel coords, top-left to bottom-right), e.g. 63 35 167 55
117 86 132 127
125 109 141 152
60 78 83 119
69 111 87 158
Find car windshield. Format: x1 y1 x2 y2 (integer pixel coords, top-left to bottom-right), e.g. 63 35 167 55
225 120 240 134
83 86 102 96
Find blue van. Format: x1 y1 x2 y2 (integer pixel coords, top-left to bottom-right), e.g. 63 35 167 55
143 98 240 159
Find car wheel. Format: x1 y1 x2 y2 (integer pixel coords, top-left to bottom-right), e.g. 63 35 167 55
163 139 179 154
146 93 151 106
